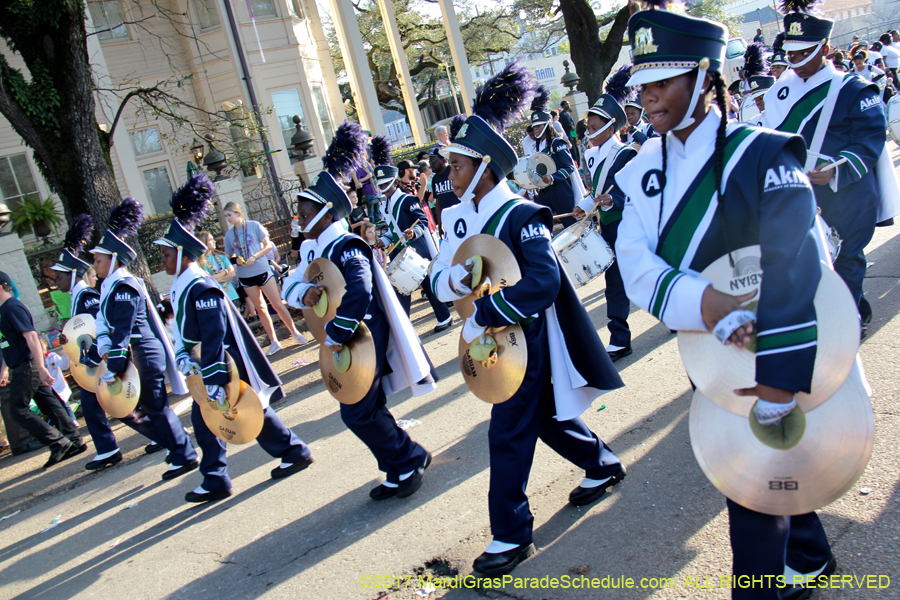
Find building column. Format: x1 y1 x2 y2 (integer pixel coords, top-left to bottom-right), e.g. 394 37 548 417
306 0 349 136
375 0 427 146
436 0 476 116
326 0 386 136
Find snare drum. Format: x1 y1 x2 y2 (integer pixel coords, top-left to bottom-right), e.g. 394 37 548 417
815 213 842 263
513 154 556 190
385 246 429 295
551 220 615 287
739 95 761 124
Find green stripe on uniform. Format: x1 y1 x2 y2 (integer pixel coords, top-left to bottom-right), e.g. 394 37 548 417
756 325 818 352
651 269 680 319
333 315 359 331
776 82 831 134
840 151 865 176
483 200 522 236
492 293 521 323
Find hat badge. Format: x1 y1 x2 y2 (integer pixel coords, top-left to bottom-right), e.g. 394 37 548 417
751 81 758 89
458 123 469 138
312 175 320 186
788 21 803 36
633 27 659 57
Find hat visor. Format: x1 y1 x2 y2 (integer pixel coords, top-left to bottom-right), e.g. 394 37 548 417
89 246 112 255
49 264 73 273
297 190 327 206
627 66 694 87
375 179 395 193
153 238 178 248
783 40 820 52
748 89 769 100
439 145 480 161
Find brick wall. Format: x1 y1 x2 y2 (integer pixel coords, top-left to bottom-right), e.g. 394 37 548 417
0 233 51 332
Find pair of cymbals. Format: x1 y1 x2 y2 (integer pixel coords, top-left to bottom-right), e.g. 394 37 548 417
690 368 874 515
319 321 377 405
62 314 100 391
678 247 859 415
451 235 522 320
302 258 347 344
96 360 141 419
458 324 528 404
187 344 265 444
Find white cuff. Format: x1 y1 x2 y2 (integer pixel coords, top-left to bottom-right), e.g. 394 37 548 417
285 282 315 309
661 276 711 332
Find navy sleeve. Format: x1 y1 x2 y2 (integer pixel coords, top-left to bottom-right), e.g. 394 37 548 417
608 148 637 212
77 292 100 318
191 287 229 387
474 210 561 327
400 195 428 240
105 283 140 373
325 240 375 344
631 129 648 145
831 83 885 192
550 139 575 183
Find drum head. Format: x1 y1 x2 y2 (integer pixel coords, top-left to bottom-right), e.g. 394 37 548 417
458 324 528 404
451 235 522 319
739 95 761 123
319 322 377 405
527 153 556 178
888 96 900 144
301 258 347 344
96 360 141 419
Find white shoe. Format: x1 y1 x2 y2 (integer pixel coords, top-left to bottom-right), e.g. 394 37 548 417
292 332 309 345
265 341 282 357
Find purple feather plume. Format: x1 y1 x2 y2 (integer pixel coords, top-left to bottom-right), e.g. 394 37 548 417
605 65 632 104
170 173 214 227
743 42 766 78
108 197 144 238
472 60 536 132
63 214 93 254
772 32 785 52
530 85 549 113
323 120 367 180
781 0 820 12
370 135 392 167
448 114 466 142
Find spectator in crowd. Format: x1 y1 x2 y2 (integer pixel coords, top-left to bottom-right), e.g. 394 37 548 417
879 33 899 87
558 100 579 162
396 160 418 195
754 28 765 44
435 125 450 147
428 147 459 236
198 231 239 307
351 161 380 224
848 34 859 51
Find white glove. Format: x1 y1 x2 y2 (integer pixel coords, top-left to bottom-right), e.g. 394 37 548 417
461 305 487 344
713 310 756 345
285 282 315 309
100 370 117 384
754 398 797 426
206 385 226 407
449 263 473 298
324 335 342 350
96 341 111 357
177 356 201 376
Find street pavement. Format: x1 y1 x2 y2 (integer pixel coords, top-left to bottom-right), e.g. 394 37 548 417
1 160 899 600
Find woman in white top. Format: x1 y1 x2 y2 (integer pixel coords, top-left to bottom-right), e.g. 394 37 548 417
221 201 308 356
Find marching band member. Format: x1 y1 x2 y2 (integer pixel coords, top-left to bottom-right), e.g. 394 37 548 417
740 43 775 125
430 62 625 577
761 0 887 333
615 7 833 598
372 135 453 333
86 198 199 480
530 85 580 227
52 215 156 470
572 71 638 361
155 174 313 503
282 121 436 501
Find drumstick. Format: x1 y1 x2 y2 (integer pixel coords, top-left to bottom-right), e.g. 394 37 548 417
386 219 421 253
817 157 847 172
554 212 576 221
578 185 615 224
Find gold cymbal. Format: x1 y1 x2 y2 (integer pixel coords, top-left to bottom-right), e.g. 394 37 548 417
458 324 528 404
186 344 241 407
451 234 521 319
96 360 141 419
69 362 100 393
62 314 96 365
689 371 874 516
302 258 347 343
192 350 264 445
319 321 376 405
678 247 859 415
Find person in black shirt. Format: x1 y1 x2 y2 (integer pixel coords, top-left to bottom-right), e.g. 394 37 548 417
428 146 460 236
0 272 86 468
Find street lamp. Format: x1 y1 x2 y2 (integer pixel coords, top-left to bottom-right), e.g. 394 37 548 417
201 134 228 181
191 139 205 166
289 115 315 161
560 60 580 92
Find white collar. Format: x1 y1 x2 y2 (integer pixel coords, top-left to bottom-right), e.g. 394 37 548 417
596 134 620 158
666 107 720 160
389 187 406 204
801 61 837 85
315 221 347 252
170 262 207 298
100 265 131 299
472 180 519 215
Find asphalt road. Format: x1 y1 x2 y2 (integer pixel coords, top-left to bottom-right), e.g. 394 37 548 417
1 156 899 600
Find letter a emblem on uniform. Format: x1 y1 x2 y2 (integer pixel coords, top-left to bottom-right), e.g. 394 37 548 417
641 169 664 197
778 87 789 100
455 219 467 238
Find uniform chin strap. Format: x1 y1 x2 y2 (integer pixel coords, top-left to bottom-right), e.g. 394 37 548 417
587 119 614 139
460 156 491 204
673 61 709 131
176 246 184 277
301 202 334 233
535 122 549 139
111 252 119 274
70 270 77 290
787 43 824 68
377 179 395 194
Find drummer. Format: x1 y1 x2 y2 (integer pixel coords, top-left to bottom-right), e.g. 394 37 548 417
614 7 833 597
572 90 637 361
371 136 453 333
530 85 580 227
770 33 789 79
155 174 313 503
51 215 156 471
430 62 625 577
85 198 199 480
282 121 436 501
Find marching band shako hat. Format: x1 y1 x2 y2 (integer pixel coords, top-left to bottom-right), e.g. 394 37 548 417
370 135 396 192
297 120 367 231
625 94 643 110
529 85 551 138
770 50 789 67
440 61 535 202
91 197 143 266
51 214 93 276
747 75 776 99
587 95 627 136
153 173 215 270
783 13 833 52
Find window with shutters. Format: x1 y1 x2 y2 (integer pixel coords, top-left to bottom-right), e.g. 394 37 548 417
142 166 174 214
88 1 128 41
130 127 164 157
0 154 40 210
195 0 221 28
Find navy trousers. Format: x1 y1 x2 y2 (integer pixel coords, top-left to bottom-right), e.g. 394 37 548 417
339 312 427 484
80 387 157 455
820 192 876 316
191 403 311 492
131 339 197 466
396 273 451 324
489 316 621 546
600 219 631 348
727 498 831 600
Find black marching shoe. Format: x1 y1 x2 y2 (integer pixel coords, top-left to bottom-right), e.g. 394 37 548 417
568 466 627 506
185 488 233 504
433 317 453 334
145 442 165 455
12 440 43 456
85 451 123 471
161 459 200 481
270 455 315 480
473 543 536 577
43 441 74 469
607 347 633 362
779 555 837 600
369 483 398 501
64 441 88 460
397 452 432 498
